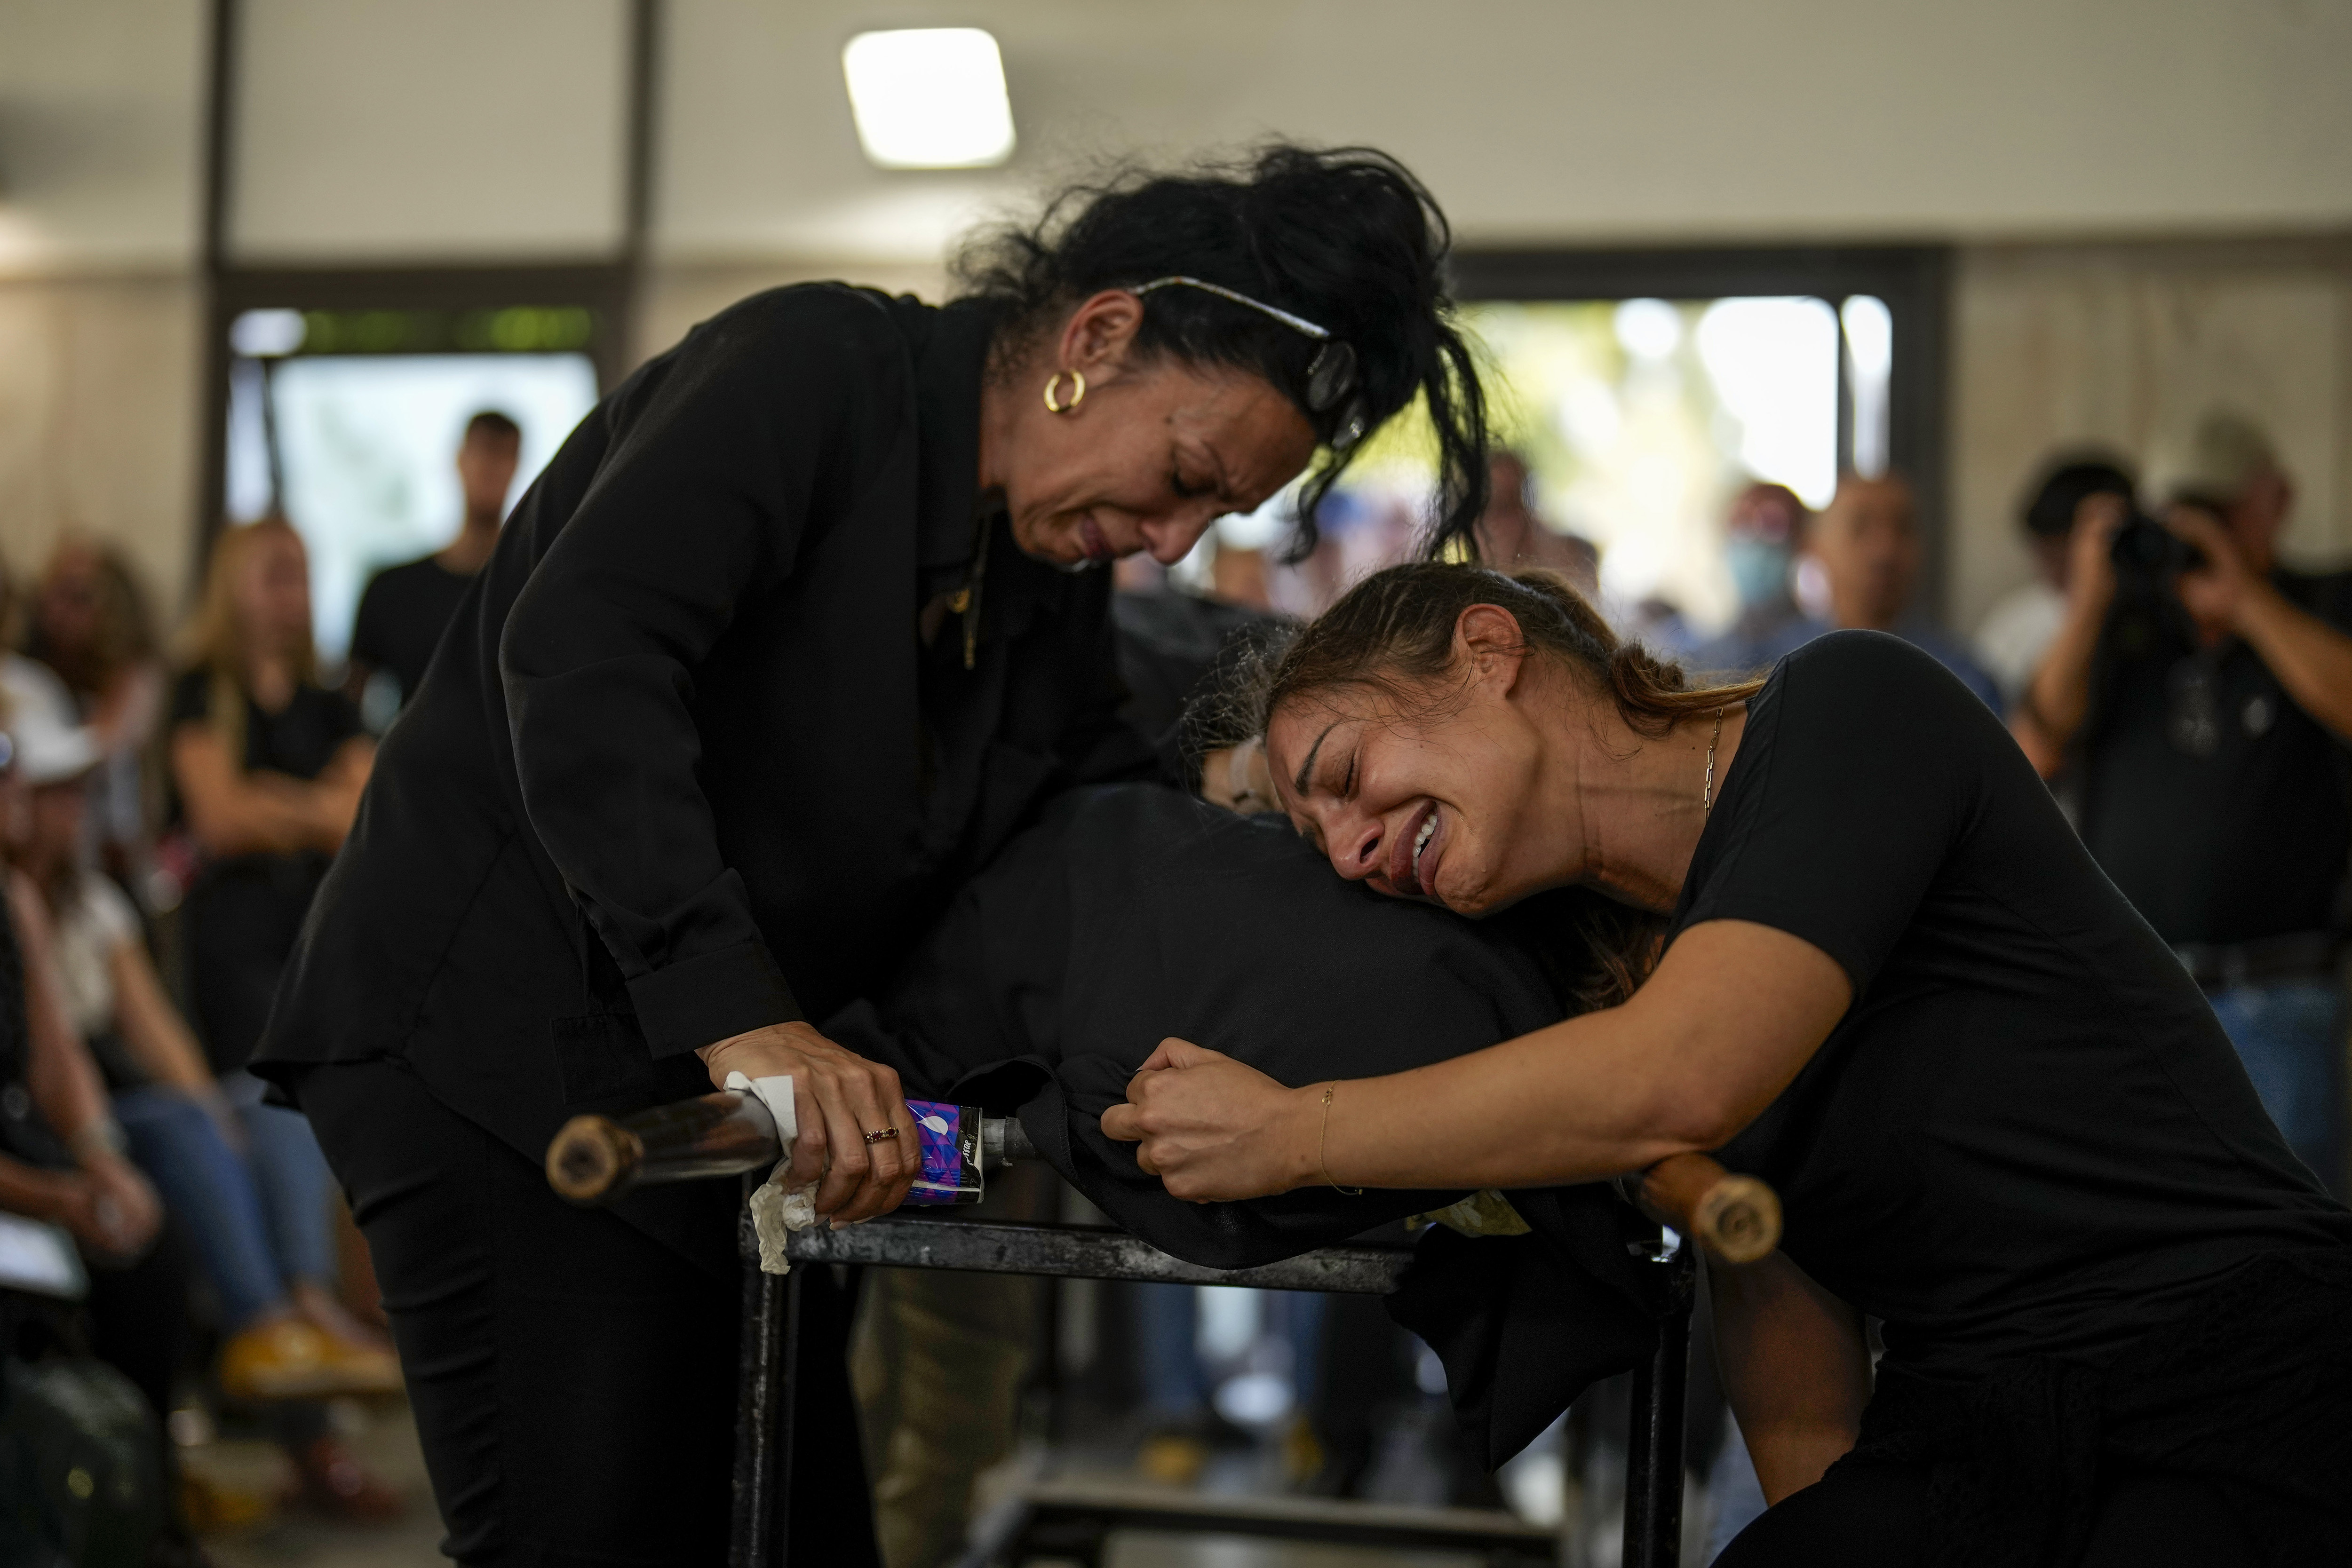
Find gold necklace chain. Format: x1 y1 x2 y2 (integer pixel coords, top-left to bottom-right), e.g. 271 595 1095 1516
1701 707 1725 817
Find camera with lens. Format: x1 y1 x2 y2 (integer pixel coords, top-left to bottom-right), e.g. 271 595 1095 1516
2110 510 2205 593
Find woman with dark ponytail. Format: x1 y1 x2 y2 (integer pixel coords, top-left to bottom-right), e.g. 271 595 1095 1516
955 144 1490 557
1112 562 2352 1566
254 144 1486 1565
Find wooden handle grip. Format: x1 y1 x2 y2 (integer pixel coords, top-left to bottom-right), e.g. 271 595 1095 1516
1637 1152 1781 1266
545 1093 781 1207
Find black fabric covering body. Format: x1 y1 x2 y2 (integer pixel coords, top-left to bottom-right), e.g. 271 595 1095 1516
822 783 1661 1465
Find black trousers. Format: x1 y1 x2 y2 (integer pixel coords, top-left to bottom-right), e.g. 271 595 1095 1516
296 1058 878 1568
1715 1461 2255 1567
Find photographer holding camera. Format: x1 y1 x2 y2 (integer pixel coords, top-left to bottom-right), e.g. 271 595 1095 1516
2019 411 2352 1193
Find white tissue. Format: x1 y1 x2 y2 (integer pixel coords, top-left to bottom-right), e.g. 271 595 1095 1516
723 1071 819 1274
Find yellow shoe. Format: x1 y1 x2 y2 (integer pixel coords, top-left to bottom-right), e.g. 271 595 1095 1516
218 1318 401 1402
313 1328 403 1396
1136 1433 1208 1487
180 1466 277 1533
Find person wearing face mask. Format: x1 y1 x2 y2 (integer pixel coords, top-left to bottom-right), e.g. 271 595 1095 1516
1106 564 2352 1565
253 145 1492 1567
1688 482 1811 676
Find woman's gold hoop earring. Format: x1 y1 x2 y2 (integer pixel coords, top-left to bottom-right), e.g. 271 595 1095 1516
1042 369 1086 414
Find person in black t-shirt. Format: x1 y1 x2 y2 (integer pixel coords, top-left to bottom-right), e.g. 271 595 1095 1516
1105 563 2352 1565
165 519 380 1491
171 517 372 1081
344 409 521 720
2020 412 2352 1196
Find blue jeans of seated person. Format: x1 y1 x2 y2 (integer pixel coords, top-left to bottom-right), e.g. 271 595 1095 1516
114 1071 338 1329
2208 978 2348 1198
1139 1284 1327 1425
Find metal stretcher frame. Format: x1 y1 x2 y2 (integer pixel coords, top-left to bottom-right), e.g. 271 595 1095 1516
727 1196 1695 1568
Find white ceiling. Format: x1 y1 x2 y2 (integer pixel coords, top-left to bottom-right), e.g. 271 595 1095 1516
3 0 2349 273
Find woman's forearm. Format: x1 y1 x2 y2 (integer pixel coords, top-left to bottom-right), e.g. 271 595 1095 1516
173 726 346 856
0 1156 77 1224
1114 921 1851 1202
108 945 216 1094
8 875 112 1146
2022 591 2107 752
1312 921 1850 1193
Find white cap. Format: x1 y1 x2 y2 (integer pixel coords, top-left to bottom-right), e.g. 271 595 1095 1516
2145 410 2282 506
0 657 101 786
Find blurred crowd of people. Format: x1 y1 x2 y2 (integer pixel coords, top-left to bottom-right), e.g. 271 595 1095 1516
0 416 524 1560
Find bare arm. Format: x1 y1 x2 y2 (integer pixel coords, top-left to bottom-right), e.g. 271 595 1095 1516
10 872 111 1144
2016 497 2124 771
2165 506 2352 742
106 940 215 1096
1103 919 1851 1199
1709 1253 1872 1503
2236 588 2352 740
7 872 161 1257
170 725 373 857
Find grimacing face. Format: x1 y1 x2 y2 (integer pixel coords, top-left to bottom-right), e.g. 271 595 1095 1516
1267 673 1550 917
990 293 1319 570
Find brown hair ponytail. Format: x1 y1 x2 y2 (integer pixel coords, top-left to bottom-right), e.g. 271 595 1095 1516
1263 562 1762 736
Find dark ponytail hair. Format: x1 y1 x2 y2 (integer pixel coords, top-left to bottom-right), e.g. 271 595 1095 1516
955 143 1489 558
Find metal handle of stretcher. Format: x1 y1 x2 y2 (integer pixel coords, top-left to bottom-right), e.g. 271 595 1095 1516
546 1093 1778 1568
544 1092 1779 1265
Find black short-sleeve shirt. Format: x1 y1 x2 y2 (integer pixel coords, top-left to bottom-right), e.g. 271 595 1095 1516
1677 632 2351 1386
167 669 363 790
349 555 475 710
2078 568 2352 945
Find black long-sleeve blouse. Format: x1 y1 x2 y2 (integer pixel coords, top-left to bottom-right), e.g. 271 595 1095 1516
255 285 1153 1190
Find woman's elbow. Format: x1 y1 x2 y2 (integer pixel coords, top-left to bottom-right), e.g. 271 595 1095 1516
1636 1068 1751 1155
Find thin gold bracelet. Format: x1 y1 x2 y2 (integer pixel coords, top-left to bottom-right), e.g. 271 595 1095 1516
1319 1085 1363 1195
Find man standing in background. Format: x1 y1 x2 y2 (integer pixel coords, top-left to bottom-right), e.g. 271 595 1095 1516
345 410 521 720
1789 472 2002 707
2021 411 2352 1194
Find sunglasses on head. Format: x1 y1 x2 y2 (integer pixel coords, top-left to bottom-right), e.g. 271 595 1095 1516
1131 276 1365 446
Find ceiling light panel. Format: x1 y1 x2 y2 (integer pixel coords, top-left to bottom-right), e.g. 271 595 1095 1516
841 28 1016 170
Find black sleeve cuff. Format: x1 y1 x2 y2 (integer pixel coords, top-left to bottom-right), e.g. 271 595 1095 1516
627 941 804 1059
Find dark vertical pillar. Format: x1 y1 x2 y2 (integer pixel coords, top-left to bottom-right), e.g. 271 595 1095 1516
193 0 241 581
611 0 660 381
1834 297 1857 480
1891 250 1955 622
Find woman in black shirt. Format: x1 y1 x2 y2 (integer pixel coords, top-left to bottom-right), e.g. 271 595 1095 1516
169 515 373 1079
260 147 1496 1565
1107 563 2352 1565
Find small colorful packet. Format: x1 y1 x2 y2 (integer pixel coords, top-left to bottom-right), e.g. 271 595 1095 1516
902 1099 985 1206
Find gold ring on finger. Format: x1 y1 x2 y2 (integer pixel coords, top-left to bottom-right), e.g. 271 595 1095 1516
862 1126 900 1145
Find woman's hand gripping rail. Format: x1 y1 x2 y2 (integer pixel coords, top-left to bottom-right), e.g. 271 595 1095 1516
545 1090 1037 1207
